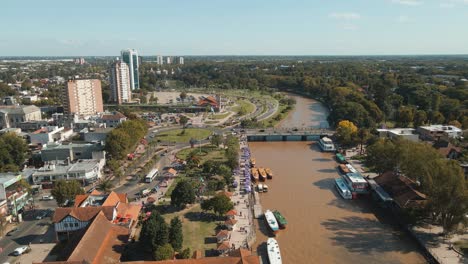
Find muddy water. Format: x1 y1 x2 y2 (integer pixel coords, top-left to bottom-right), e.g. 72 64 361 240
250 95 426 264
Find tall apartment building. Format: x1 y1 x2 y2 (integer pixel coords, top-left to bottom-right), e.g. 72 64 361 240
166 56 172 64
178 56 184 65
110 61 132 104
64 79 103 117
121 49 139 90
156 55 163 65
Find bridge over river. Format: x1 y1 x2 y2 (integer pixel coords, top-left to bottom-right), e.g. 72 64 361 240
245 128 335 142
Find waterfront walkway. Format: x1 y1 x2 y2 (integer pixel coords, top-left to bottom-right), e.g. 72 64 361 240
228 137 256 250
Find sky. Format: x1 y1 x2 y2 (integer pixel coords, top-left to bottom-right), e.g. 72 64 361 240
1 0 468 56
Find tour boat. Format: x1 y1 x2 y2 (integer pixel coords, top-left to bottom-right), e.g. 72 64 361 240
338 164 350 174
318 136 336 152
257 184 264 193
264 210 279 234
334 178 352 200
267 238 282 264
263 184 269 192
250 158 256 167
336 153 347 164
265 168 274 179
273 210 287 229
251 168 259 182
258 167 267 181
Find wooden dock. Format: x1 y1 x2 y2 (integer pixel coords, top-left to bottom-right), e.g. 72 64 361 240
253 204 263 219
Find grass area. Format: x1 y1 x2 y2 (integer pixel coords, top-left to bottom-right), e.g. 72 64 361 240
176 145 226 163
162 204 219 254
156 128 212 143
209 112 231 120
231 99 255 115
261 103 293 128
164 176 186 197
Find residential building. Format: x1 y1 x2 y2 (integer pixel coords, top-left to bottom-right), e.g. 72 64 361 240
121 49 139 90
376 128 419 142
32 159 105 187
29 126 73 145
18 120 50 132
23 95 38 104
178 56 184 65
110 60 132 104
0 173 29 216
64 79 103 117
166 56 172 64
52 191 139 241
40 142 105 162
81 127 113 143
97 111 127 128
0 105 42 129
417 125 463 141
156 55 163 65
433 141 462 159
197 95 221 112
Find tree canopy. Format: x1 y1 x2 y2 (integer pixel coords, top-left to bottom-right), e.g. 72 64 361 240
171 180 196 208
51 180 85 206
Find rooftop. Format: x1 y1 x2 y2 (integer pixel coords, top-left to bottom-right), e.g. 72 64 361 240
419 125 462 132
377 128 416 135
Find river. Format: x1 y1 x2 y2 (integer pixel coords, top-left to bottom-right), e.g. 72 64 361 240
250 94 426 264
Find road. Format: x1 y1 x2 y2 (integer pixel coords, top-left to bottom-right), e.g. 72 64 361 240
0 208 55 264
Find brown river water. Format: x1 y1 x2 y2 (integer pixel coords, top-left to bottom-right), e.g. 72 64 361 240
250 94 426 264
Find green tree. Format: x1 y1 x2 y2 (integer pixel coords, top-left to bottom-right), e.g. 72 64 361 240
413 110 427 128
179 91 187 102
396 106 414 127
357 128 370 154
365 139 399 173
169 217 183 251
97 180 114 193
179 116 189 127
51 180 85 206
203 194 234 216
154 243 174 261
335 120 358 148
171 181 196 208
178 248 191 259
0 132 28 172
140 210 169 252
210 134 223 147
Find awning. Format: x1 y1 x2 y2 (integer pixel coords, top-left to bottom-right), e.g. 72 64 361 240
368 179 393 202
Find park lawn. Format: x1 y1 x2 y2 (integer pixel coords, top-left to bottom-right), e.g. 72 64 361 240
156 128 212 143
209 112 231 120
263 103 293 128
176 145 226 163
231 100 255 115
162 204 218 254
164 175 186 198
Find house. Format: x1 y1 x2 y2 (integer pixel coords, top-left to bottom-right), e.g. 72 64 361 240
29 126 73 145
165 168 178 178
225 209 237 219
97 111 127 128
224 219 238 231
52 191 140 241
216 241 231 254
32 159 105 187
0 105 42 129
80 127 113 143
0 173 28 217
418 125 463 141
372 171 427 210
376 128 419 142
40 142 105 162
215 229 230 243
433 141 462 159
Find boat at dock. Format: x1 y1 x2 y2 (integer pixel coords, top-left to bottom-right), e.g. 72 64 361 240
338 164 350 174
318 136 336 152
250 158 256 167
273 210 287 229
265 168 274 179
257 183 264 193
263 184 269 192
258 167 267 181
251 168 259 182
267 238 282 264
264 210 279 234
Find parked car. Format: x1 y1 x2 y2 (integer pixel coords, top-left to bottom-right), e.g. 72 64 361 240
6 228 18 236
36 211 48 220
41 195 54 201
12 246 30 256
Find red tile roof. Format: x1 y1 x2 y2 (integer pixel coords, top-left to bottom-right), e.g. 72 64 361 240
53 206 115 223
374 171 427 208
101 112 127 121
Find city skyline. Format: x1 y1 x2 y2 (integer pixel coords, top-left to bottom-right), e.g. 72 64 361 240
1 0 468 56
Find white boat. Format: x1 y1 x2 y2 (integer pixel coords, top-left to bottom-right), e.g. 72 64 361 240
334 178 352 200
267 238 282 264
264 210 279 234
263 184 269 192
257 184 264 193
318 136 336 152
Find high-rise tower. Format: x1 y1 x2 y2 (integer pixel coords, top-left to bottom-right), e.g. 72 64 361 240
110 60 132 104
121 49 139 90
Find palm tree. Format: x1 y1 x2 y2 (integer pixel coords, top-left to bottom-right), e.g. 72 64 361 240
97 180 114 193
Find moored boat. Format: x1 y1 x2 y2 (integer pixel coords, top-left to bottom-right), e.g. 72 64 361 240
257 183 264 193
251 168 259 182
267 238 282 264
250 158 256 167
264 210 279 234
338 164 350 174
258 167 267 181
263 184 269 192
273 210 287 229
265 168 274 179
